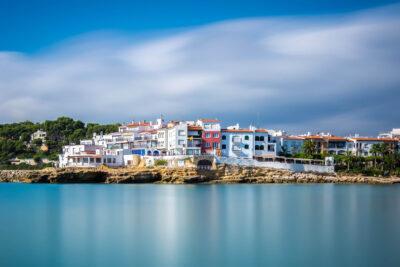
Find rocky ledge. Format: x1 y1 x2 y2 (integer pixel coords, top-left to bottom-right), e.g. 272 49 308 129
1 165 400 184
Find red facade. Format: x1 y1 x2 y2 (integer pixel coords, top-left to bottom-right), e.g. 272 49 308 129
201 130 221 154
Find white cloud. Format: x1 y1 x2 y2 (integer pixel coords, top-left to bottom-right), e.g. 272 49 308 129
0 5 400 135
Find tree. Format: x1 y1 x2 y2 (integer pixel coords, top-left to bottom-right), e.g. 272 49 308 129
302 140 316 158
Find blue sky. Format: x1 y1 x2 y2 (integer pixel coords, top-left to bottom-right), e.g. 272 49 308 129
1 0 399 53
0 0 400 135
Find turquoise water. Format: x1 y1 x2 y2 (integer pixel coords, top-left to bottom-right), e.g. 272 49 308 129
0 184 400 267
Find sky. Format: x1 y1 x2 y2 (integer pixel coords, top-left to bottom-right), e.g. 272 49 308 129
0 0 399 135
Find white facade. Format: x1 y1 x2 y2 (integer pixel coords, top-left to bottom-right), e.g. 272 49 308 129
220 130 253 158
31 130 47 142
167 123 188 155
220 127 278 159
347 138 398 156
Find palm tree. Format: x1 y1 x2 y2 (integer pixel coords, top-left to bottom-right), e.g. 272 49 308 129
302 140 317 159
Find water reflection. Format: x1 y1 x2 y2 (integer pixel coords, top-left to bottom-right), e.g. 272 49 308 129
1 184 400 267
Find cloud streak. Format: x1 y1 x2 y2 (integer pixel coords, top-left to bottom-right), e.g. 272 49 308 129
1 4 400 135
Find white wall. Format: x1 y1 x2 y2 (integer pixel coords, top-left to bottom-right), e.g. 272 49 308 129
216 157 335 174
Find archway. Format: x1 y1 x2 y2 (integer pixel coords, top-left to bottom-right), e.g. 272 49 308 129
197 159 212 170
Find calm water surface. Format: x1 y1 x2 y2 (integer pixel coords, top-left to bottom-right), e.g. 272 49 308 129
0 183 400 267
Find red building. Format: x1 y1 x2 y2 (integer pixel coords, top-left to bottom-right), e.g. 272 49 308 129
196 119 221 155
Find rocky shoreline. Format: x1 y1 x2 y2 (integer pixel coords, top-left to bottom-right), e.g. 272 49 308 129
1 165 400 184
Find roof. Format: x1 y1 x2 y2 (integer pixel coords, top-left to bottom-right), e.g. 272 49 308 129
303 135 325 140
188 126 202 131
284 136 305 140
349 137 398 142
222 129 253 133
127 122 150 127
323 136 348 141
255 129 268 133
199 118 220 123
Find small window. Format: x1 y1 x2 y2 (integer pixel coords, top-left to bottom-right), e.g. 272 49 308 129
113 158 116 164
260 136 264 141
260 145 264 150
255 145 260 150
244 144 249 149
213 133 219 138
96 158 101 163
255 136 260 141
205 133 211 138
222 144 226 149
222 135 226 140
205 142 211 148
213 142 219 149
245 135 249 140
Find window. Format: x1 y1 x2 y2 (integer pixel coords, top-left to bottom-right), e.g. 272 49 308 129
178 130 185 136
244 144 249 149
222 135 226 140
260 145 264 150
255 136 260 141
244 135 249 140
213 142 219 149
107 158 112 163
213 133 219 138
205 142 211 148
259 136 264 141
268 145 275 152
205 133 211 138
232 136 241 143
255 145 260 150
90 158 94 163
83 158 89 163
222 144 227 149
96 158 101 163
113 158 116 164
178 140 185 145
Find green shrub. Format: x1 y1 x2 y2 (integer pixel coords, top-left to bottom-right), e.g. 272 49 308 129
154 159 168 166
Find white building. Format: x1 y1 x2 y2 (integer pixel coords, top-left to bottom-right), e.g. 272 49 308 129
347 137 398 156
156 121 201 156
279 136 305 156
30 130 47 142
59 144 104 168
220 126 277 159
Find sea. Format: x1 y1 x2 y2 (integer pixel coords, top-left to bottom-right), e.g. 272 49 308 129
0 183 399 267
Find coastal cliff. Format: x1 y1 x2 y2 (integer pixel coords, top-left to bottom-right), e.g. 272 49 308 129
1 165 400 184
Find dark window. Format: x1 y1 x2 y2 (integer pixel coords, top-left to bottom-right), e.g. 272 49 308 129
255 145 260 150
222 135 226 140
260 136 264 141
255 136 260 141
244 144 249 149
260 145 264 150
245 135 249 140
222 144 226 149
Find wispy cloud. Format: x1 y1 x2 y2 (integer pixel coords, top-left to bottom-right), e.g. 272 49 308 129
1 4 400 135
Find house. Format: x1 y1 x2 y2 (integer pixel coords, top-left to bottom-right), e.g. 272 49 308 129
347 137 398 156
301 134 348 155
196 119 221 155
59 144 104 167
30 130 47 142
187 125 202 155
280 136 305 156
254 129 277 158
324 136 348 155
220 125 277 159
221 128 254 158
